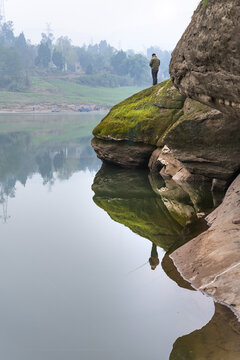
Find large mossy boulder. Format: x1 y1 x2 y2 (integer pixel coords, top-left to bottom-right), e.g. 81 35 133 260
92 77 240 183
93 79 185 146
92 80 185 168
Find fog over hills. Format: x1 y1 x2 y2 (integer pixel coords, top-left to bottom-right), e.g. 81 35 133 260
5 0 200 51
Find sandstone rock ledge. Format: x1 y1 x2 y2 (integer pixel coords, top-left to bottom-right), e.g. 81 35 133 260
92 79 185 168
92 79 240 185
171 174 240 317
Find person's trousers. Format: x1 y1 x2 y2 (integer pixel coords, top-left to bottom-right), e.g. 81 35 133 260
152 69 158 85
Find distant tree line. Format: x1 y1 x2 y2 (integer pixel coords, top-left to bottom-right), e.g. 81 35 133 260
0 21 171 91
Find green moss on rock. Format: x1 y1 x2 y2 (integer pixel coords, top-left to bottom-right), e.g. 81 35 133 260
93 79 186 146
157 98 212 147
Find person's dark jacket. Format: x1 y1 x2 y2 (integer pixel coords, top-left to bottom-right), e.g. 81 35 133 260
149 55 160 71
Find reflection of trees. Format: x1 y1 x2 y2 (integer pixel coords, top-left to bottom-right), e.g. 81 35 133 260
53 150 65 171
0 180 16 224
0 133 100 198
36 153 54 185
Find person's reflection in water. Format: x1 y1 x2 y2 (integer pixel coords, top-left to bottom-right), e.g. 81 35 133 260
149 244 160 270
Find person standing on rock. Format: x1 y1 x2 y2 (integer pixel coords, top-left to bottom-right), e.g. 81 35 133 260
149 53 160 86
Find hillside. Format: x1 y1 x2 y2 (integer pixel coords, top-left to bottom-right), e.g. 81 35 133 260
0 76 143 112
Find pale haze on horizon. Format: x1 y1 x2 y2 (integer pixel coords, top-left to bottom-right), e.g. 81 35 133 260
5 0 200 52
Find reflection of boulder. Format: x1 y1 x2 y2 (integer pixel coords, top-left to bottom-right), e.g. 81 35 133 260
92 165 184 251
92 165 212 252
149 173 219 227
170 303 240 360
162 254 194 291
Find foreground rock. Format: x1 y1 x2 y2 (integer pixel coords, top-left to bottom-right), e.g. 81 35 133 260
171 174 240 316
170 0 240 119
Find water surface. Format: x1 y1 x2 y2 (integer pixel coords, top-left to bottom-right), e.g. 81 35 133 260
0 113 238 360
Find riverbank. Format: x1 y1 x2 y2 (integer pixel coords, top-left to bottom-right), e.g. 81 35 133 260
0 103 108 114
0 77 143 112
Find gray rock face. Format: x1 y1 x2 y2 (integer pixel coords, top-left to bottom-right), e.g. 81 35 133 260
171 174 240 317
170 0 240 119
91 137 155 168
149 98 240 183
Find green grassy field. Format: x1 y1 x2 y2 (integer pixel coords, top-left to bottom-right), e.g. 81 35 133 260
0 77 144 109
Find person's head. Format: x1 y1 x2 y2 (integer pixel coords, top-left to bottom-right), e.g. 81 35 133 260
152 53 156 57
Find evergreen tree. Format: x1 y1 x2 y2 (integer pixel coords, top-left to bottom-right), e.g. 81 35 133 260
110 51 128 76
0 21 15 47
35 42 51 68
52 49 64 70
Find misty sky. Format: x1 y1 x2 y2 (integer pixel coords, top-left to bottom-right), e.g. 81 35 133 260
5 0 200 52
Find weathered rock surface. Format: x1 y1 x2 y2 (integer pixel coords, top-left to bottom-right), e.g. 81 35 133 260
92 80 185 167
171 174 240 316
170 0 240 119
91 137 155 168
149 98 240 182
93 79 185 145
92 79 240 182
149 173 217 227
170 303 240 360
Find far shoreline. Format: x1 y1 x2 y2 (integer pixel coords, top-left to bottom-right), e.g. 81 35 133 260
0 103 109 114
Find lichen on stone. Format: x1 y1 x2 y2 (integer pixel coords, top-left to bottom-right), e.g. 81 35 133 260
201 0 208 9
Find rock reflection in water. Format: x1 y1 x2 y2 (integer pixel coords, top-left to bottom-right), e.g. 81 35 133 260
92 164 218 253
170 303 240 360
92 164 240 358
92 164 183 252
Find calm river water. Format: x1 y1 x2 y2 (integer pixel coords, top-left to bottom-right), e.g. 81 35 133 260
0 113 238 360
